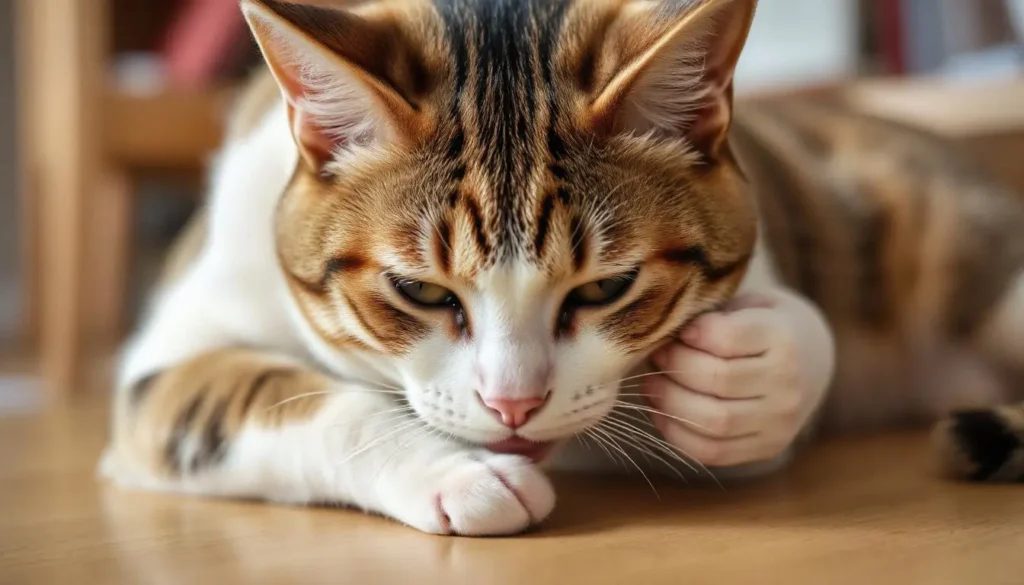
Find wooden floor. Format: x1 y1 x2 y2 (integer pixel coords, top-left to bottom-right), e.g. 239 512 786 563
1 394 1022 585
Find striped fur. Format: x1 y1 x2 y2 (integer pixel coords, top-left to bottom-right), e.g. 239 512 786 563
104 0 1024 537
732 97 1024 481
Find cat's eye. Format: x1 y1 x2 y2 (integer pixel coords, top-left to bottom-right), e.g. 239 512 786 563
567 273 637 307
393 278 458 307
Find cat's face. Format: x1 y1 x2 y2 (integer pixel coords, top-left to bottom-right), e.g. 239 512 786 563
246 0 758 454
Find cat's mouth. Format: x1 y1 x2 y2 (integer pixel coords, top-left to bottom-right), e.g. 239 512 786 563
485 437 556 462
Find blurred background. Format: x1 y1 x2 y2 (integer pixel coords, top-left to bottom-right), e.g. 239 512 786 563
1 0 1023 405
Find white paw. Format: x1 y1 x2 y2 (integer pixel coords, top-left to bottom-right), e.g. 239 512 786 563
388 451 555 536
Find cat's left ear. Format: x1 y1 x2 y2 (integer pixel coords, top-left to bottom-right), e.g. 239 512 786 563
241 0 428 173
588 0 757 163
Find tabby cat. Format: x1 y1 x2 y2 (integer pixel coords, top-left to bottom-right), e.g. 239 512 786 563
101 0 1024 536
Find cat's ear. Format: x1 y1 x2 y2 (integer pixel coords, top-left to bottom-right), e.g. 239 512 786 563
241 0 423 172
587 0 757 162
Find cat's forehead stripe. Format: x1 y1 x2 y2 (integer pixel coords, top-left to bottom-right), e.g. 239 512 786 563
434 0 573 265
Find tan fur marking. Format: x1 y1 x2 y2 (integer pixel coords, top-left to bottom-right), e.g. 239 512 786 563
113 350 329 477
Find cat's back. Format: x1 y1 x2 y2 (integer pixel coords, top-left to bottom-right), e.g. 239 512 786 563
733 94 1024 340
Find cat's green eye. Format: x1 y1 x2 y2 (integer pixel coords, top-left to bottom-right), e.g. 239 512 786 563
393 279 457 307
568 275 636 307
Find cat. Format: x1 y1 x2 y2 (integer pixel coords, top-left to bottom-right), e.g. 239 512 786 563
100 0 1024 536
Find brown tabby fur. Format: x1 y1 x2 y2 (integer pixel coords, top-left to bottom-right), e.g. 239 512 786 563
121 0 1024 484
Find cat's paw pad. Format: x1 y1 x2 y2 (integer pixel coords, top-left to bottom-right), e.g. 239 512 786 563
404 452 555 536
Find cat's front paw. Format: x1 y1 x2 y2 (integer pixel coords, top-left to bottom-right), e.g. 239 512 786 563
387 451 555 536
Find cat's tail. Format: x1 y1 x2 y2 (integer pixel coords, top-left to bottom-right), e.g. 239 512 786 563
932 403 1024 483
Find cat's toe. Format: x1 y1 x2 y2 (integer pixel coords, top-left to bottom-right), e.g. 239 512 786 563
380 449 556 536
434 452 555 536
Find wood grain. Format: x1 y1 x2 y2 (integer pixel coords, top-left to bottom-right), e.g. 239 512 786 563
0 399 1020 585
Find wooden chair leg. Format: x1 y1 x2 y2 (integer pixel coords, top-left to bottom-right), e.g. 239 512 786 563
16 0 109 400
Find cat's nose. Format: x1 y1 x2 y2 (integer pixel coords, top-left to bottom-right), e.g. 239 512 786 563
478 395 548 429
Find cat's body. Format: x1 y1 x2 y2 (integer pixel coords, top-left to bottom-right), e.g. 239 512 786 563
735 98 1024 431
103 0 1024 535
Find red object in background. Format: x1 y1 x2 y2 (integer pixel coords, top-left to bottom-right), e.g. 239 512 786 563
161 0 250 88
877 0 906 75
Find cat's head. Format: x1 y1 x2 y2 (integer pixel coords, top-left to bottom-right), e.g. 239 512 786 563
243 0 758 455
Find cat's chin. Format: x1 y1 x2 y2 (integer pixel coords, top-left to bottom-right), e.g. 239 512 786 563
484 437 557 462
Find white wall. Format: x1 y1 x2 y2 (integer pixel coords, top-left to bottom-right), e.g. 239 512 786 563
735 0 860 93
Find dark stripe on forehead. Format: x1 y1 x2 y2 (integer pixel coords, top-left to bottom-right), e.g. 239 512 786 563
436 219 453 275
463 195 492 258
569 213 588 272
534 192 557 259
433 0 571 261
447 126 465 161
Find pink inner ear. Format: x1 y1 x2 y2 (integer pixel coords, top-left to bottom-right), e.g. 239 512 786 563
685 83 735 160
288 105 341 171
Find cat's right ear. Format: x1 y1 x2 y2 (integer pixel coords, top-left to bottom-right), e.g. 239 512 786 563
241 0 424 173
585 0 757 164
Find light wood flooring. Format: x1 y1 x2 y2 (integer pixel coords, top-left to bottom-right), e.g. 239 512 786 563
1 389 1022 585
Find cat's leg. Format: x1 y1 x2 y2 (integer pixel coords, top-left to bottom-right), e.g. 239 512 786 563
933 271 1024 482
103 349 555 535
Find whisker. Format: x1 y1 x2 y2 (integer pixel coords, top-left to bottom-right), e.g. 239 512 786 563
605 413 722 489
536 417 604 438
591 370 693 389
582 429 619 465
575 434 591 451
332 374 406 393
267 382 410 413
265 391 337 412
345 388 407 396
588 426 660 499
367 411 425 431
373 425 434 484
336 418 424 465
598 424 689 483
601 415 701 476
613 401 716 434
363 405 415 421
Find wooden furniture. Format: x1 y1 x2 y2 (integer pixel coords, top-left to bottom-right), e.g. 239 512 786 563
15 0 229 400
0 396 1021 584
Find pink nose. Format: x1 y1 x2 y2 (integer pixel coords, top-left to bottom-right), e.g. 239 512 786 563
479 395 547 428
